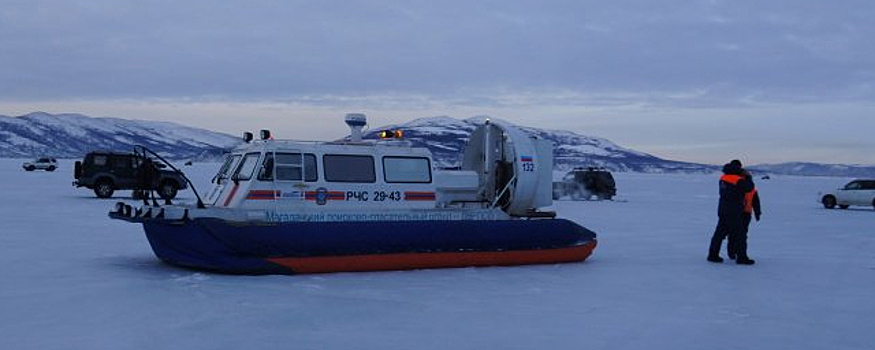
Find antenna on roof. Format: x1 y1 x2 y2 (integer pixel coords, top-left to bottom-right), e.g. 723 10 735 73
345 113 367 142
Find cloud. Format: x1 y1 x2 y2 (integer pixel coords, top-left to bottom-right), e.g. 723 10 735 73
1 1 874 164
0 1 872 105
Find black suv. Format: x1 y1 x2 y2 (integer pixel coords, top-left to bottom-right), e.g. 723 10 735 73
73 151 187 199
553 167 617 200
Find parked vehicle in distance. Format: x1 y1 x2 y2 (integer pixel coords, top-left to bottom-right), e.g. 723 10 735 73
73 151 188 199
22 157 58 171
553 167 617 200
820 179 875 210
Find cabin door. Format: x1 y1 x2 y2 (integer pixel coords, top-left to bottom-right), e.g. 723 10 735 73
271 151 313 213
206 154 242 205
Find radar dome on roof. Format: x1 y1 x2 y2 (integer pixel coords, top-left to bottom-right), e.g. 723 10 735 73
345 113 367 141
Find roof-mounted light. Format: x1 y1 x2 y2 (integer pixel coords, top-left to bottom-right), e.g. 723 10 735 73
260 129 272 140
378 130 404 139
243 132 253 143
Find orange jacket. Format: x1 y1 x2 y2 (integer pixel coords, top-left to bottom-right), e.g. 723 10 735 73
720 174 742 185
718 173 750 218
744 188 762 216
744 189 757 213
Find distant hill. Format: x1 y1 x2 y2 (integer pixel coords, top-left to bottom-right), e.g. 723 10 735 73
0 112 241 159
362 116 715 173
749 162 875 178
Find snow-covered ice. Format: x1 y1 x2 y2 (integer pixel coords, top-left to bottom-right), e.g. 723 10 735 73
1 159 873 350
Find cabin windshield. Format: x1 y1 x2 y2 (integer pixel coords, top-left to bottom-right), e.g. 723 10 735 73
233 153 261 181
214 154 241 183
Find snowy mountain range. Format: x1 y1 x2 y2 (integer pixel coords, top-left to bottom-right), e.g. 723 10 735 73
0 112 708 172
2 112 873 176
0 112 241 159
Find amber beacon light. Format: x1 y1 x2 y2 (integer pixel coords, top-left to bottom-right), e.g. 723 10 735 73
379 130 404 139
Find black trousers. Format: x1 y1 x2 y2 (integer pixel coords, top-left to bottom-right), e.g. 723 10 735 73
709 215 742 258
722 214 751 259
731 213 752 259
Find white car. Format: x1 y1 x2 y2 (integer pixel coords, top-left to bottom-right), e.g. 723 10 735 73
820 179 875 210
22 157 58 172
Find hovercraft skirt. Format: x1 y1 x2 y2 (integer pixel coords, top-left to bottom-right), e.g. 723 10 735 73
139 217 598 274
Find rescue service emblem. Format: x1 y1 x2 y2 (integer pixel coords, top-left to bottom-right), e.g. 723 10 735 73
315 187 329 205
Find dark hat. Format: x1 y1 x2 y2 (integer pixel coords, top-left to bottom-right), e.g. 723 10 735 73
730 159 742 168
723 161 743 175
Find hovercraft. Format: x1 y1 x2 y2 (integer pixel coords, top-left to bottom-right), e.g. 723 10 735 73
110 115 597 274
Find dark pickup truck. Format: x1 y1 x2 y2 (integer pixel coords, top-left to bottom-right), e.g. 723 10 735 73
73 151 187 199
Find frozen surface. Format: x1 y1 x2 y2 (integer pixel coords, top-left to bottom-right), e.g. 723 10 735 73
1 159 873 350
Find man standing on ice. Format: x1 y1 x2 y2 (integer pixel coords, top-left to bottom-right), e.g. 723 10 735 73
728 170 761 263
708 159 754 264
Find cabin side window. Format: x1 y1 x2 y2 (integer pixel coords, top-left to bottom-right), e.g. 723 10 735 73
91 155 108 166
258 153 318 182
233 152 261 181
383 156 432 183
277 153 317 181
257 153 274 181
323 155 375 183
845 181 862 190
111 155 130 169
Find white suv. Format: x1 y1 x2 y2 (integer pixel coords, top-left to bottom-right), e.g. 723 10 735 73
820 179 875 210
22 157 58 171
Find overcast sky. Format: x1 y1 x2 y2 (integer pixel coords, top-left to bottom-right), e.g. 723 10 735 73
1 1 874 165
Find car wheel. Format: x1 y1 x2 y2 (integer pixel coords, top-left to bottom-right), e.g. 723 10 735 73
94 180 115 198
821 195 837 209
838 204 849 209
25 166 35 171
46 166 56 172
158 180 179 200
132 189 148 200
570 188 584 200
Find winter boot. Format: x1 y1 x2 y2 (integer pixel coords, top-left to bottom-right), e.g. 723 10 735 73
736 257 755 265
707 255 724 263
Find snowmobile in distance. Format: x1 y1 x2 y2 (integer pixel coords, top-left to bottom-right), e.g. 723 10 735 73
553 167 617 200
